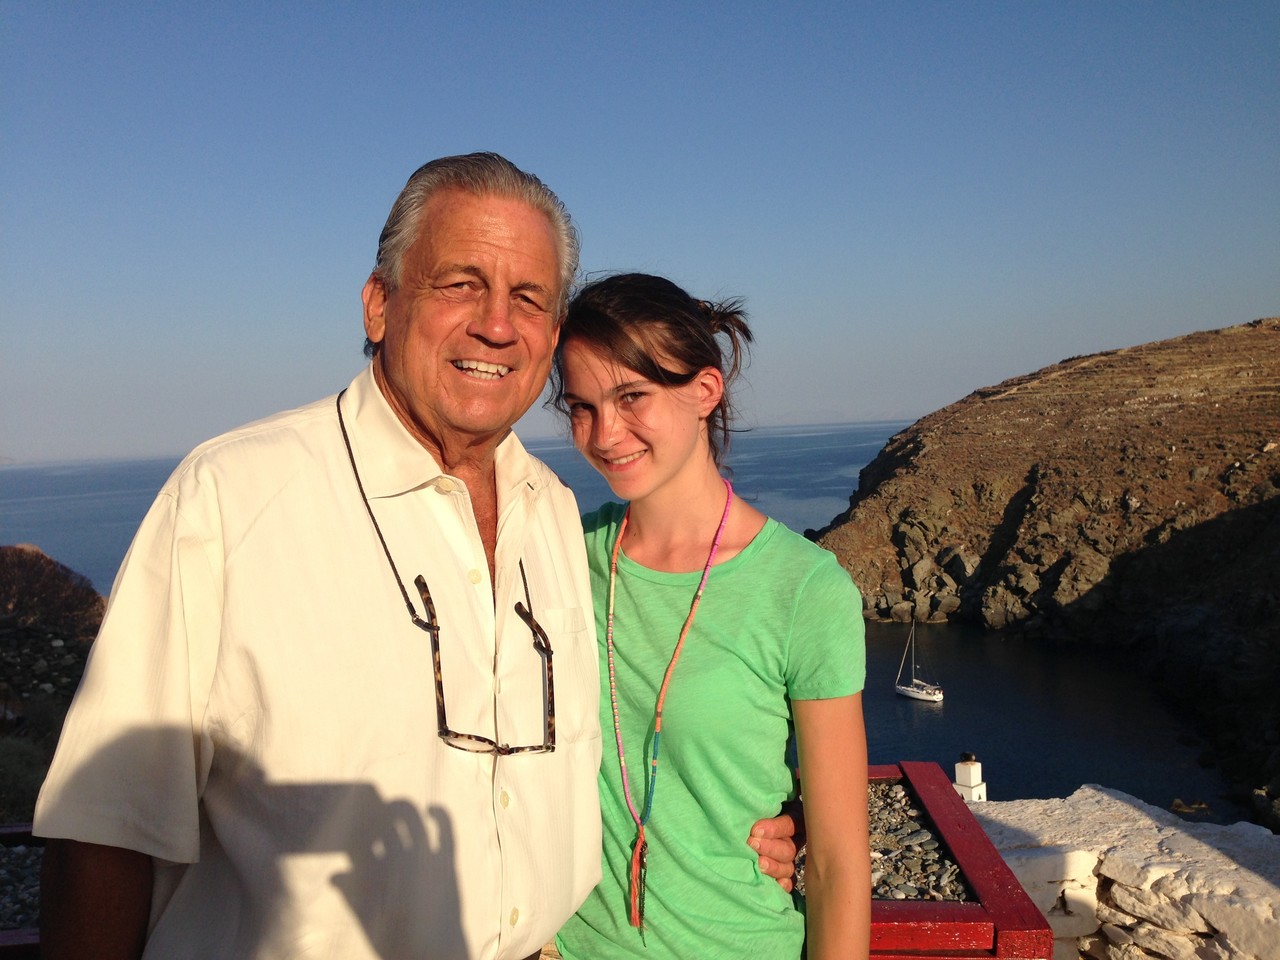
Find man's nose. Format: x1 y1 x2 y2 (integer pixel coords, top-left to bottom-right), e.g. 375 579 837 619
468 294 517 345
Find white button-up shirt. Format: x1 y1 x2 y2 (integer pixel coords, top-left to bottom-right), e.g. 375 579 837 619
36 366 602 959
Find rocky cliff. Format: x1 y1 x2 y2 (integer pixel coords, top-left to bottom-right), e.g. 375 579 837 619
815 318 1280 822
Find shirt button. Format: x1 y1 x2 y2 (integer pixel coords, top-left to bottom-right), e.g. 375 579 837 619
437 477 455 493
509 908 520 926
500 790 510 808
467 569 482 584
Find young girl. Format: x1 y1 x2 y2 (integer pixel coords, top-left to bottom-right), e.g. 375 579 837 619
551 274 870 959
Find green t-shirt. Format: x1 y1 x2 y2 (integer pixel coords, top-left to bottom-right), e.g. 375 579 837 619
556 502 866 960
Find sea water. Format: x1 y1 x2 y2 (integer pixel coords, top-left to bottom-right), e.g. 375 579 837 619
0 421 1244 819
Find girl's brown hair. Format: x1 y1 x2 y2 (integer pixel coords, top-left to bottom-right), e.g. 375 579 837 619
550 273 752 465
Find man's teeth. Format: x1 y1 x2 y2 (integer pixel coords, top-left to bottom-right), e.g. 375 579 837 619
453 360 510 380
606 451 645 465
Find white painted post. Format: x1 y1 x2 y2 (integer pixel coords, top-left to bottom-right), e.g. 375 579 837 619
954 752 988 802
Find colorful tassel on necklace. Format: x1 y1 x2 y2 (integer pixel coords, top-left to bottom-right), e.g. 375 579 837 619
628 826 648 934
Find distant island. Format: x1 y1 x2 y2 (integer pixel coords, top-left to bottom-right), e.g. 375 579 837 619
814 317 1280 830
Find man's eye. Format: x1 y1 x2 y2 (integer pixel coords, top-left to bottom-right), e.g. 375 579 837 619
438 281 479 299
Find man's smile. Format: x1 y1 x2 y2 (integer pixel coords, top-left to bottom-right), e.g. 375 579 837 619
452 359 511 380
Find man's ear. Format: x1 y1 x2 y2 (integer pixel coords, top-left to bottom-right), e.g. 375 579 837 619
362 274 388 346
694 366 725 419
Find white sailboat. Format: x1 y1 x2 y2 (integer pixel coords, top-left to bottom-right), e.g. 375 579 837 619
894 622 944 702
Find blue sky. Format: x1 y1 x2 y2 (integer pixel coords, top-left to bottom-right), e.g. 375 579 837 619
2 1 1277 463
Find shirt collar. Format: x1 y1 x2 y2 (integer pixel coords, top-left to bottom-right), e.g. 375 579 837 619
341 363 547 501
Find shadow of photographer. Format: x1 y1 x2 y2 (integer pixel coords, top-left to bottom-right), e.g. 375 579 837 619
40 726 467 958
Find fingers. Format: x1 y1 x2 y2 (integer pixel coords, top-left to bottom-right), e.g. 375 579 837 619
749 812 796 840
749 811 800 892
754 852 794 892
751 833 798 865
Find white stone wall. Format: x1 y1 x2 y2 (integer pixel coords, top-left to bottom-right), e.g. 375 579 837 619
969 786 1279 960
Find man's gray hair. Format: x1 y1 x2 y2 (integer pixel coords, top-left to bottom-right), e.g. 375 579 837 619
373 152 579 316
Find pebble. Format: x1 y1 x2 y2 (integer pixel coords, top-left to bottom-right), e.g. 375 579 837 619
0 844 42 931
796 780 971 902
0 621 90 705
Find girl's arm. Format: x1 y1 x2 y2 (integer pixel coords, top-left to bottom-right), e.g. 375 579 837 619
793 692 871 960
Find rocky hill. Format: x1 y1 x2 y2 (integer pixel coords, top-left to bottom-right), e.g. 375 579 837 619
815 318 1280 824
0 545 102 821
0 545 101 711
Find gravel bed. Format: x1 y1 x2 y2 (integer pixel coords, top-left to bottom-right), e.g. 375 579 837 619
0 843 41 931
3 781 970 931
797 780 971 902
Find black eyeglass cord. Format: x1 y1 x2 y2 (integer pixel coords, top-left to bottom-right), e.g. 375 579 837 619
337 390 420 622
336 390 532 616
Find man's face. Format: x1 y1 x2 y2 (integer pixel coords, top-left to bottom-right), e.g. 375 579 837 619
362 188 562 458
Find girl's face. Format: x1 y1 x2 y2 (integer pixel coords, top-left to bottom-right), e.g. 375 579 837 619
559 338 723 503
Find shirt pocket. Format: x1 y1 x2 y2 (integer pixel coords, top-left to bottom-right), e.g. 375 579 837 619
540 606 600 745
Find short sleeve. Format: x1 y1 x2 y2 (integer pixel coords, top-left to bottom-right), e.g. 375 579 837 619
784 554 866 701
33 468 222 863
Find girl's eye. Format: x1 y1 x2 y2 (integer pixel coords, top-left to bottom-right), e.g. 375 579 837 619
620 391 646 405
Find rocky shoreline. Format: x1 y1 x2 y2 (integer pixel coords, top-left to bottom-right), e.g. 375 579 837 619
814 318 1280 829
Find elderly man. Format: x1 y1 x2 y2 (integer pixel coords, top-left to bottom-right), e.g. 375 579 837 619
36 153 795 960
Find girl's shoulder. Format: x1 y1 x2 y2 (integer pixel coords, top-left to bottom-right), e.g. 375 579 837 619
746 520 862 599
752 517 842 567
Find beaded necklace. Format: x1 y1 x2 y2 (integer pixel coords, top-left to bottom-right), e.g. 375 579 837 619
605 477 733 934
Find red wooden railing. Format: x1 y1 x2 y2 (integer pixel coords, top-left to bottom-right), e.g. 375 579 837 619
870 762 1052 959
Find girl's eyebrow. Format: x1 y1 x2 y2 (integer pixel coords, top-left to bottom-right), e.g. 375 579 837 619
563 379 650 405
608 379 650 396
